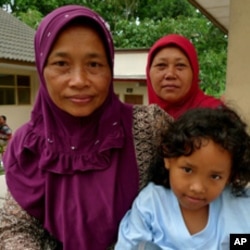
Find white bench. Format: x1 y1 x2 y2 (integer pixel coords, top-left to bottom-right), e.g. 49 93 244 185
0 175 7 208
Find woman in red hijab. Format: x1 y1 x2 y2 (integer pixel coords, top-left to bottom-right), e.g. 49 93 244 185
146 34 223 119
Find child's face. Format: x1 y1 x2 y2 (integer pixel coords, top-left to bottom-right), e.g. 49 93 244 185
164 139 231 213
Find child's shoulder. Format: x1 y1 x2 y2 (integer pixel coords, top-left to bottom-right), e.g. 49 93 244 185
141 182 168 193
221 186 250 207
138 182 172 203
219 186 250 232
133 182 174 214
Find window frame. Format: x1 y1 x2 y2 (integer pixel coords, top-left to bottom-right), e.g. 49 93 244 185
0 73 31 105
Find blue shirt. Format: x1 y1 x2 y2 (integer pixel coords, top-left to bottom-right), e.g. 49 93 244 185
115 182 250 250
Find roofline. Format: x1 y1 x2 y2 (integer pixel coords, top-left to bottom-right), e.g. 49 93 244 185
188 0 228 35
114 77 146 82
115 48 149 52
0 58 35 66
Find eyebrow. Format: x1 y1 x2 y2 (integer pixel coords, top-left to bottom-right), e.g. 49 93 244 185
51 51 102 58
86 52 105 59
184 162 227 174
184 162 195 167
156 56 188 62
48 51 108 64
209 170 226 175
50 51 68 58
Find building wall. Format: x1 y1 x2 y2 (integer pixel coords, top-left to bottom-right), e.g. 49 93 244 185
114 81 148 104
0 66 38 133
114 49 148 79
225 0 250 125
114 49 148 104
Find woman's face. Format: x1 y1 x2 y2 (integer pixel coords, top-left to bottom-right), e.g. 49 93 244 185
43 25 112 117
149 46 193 104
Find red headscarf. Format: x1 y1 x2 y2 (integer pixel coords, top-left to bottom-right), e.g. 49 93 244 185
146 34 223 118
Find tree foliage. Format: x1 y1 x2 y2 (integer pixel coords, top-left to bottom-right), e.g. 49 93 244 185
136 0 196 20
0 0 227 96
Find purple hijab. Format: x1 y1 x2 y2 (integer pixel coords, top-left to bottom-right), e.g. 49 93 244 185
4 5 139 249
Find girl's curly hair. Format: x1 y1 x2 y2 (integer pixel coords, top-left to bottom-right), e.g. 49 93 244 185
148 106 250 196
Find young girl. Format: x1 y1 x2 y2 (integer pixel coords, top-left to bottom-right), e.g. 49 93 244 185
115 106 250 250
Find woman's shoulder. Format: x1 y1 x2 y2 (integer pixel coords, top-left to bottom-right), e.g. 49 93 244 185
133 104 168 116
199 93 223 108
132 104 172 129
131 105 172 191
4 123 31 151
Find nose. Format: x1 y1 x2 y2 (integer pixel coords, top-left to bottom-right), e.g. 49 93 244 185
69 67 90 88
164 65 176 79
189 179 206 194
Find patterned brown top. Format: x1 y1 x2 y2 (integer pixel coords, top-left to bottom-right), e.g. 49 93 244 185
0 104 172 249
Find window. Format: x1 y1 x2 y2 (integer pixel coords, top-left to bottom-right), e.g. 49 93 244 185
124 94 143 104
0 74 31 105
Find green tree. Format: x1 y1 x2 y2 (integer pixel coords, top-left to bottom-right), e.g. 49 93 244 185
0 0 227 96
136 0 196 20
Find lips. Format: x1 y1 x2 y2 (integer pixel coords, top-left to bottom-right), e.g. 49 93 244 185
185 195 205 204
68 95 93 104
162 84 179 90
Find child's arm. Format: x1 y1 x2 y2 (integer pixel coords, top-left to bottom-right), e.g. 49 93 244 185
115 183 161 249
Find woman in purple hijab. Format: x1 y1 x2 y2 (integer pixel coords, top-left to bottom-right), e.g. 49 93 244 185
0 5 172 250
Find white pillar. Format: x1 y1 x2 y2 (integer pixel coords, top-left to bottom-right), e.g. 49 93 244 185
225 0 250 124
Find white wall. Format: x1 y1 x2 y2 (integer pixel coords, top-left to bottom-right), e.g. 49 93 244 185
114 49 148 78
225 0 250 125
